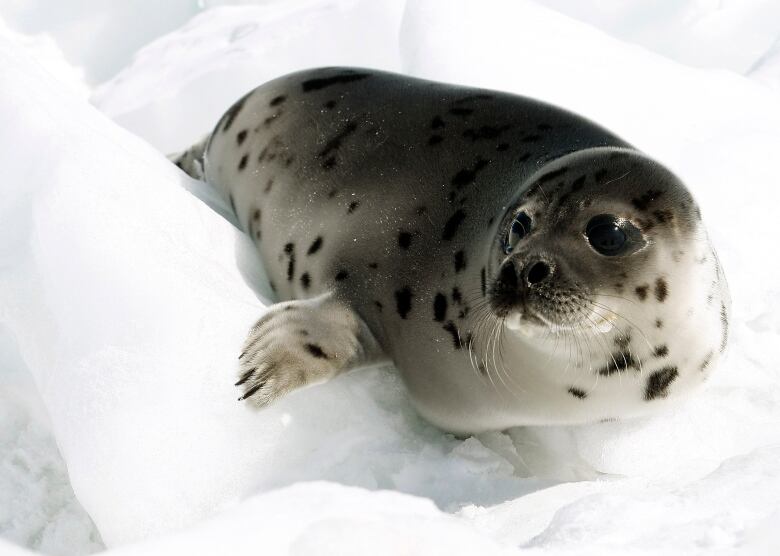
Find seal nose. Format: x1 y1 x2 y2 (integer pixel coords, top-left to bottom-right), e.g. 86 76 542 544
525 260 551 285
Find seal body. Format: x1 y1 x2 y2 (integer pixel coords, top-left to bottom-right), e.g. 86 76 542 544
175 67 729 434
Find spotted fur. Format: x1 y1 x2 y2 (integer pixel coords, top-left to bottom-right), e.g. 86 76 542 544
173 67 729 434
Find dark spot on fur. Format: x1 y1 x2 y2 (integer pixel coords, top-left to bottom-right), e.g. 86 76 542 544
238 153 248 170
395 287 413 319
632 190 664 211
598 352 638 376
655 319 663 329
454 250 466 272
335 270 349 281
431 116 445 129
301 71 370 92
442 321 461 348
300 272 311 290
614 333 631 349
635 285 649 301
368 262 378 269
517 152 531 162
571 175 586 192
307 236 323 255
327 188 338 198
645 366 678 401
324 99 337 109
452 287 462 304
442 210 466 240
538 166 568 183
451 158 489 189
433 293 447 322
374 300 383 311
318 121 358 168
284 242 296 281
270 95 286 106
653 209 674 224
653 345 669 358
263 112 282 127
220 93 249 132
264 178 274 193
236 130 248 145
701 351 713 371
416 206 427 215
655 278 668 302
252 209 261 221
305 343 328 359
428 135 444 145
568 387 587 400
347 201 359 214
398 231 413 249
481 267 486 297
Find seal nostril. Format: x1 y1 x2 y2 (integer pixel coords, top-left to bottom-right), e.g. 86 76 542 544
527 261 550 285
498 262 518 290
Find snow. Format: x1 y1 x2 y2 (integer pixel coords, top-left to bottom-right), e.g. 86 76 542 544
0 0 779 555
531 0 780 75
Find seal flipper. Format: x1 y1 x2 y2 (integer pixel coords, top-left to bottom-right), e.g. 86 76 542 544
236 292 386 407
168 135 209 180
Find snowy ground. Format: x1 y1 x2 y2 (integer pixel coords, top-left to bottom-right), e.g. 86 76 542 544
1 0 780 554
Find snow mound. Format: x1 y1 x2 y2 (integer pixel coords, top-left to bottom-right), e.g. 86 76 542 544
0 0 779 554
530 0 780 74
109 483 513 556
91 0 405 154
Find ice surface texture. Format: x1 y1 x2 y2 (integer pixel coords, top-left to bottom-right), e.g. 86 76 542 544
1 0 780 554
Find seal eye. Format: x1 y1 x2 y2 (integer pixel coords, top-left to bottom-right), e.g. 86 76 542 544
586 215 628 256
504 211 532 253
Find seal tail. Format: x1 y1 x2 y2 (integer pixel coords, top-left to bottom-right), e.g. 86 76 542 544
168 135 209 180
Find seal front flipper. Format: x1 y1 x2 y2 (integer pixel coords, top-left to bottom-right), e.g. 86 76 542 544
236 292 386 407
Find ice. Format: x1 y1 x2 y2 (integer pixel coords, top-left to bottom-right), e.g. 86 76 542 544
0 0 779 554
0 329 102 556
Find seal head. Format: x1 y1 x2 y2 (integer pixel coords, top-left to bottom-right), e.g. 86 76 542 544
464 147 729 430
